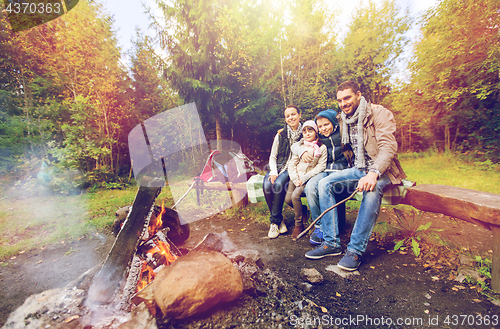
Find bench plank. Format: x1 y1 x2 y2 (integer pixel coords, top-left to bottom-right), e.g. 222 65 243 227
402 184 500 228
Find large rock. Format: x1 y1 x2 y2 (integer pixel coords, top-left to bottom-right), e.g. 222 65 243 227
152 250 243 319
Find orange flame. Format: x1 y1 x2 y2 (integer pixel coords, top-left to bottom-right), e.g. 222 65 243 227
137 201 177 292
137 263 154 291
148 201 166 237
151 240 178 265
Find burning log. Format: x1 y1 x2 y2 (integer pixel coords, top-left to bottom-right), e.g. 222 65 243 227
114 204 190 245
88 183 162 305
137 231 180 269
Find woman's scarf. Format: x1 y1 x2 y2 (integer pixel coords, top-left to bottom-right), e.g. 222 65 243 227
287 122 302 145
304 140 321 157
341 96 367 169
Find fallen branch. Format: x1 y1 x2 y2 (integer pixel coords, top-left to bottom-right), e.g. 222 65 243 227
295 190 358 241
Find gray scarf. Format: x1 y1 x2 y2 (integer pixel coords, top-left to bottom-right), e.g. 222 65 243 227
287 122 302 145
341 96 367 169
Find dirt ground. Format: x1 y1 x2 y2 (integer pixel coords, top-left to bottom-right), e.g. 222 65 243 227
1 205 499 328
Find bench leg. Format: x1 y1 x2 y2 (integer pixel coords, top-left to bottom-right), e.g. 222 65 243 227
492 225 500 292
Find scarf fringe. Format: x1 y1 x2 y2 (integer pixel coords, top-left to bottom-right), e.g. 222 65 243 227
341 96 367 169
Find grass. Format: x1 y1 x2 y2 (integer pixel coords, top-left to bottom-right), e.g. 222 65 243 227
399 151 500 194
0 186 138 260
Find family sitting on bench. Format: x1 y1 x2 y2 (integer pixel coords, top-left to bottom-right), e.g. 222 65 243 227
263 80 406 271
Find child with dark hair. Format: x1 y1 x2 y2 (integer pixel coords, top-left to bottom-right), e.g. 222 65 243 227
291 109 350 245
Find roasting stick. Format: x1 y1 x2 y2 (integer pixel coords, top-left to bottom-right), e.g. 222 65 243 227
295 190 358 241
171 180 197 209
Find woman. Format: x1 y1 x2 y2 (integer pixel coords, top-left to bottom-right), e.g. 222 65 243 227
264 105 302 238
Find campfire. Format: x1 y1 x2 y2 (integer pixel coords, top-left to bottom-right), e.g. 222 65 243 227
134 202 180 292
2 182 252 329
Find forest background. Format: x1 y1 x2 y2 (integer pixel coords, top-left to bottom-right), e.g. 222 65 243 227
0 0 499 193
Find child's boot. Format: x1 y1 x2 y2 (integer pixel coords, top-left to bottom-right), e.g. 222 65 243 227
292 224 304 238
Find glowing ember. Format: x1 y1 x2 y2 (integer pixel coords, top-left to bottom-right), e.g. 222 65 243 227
137 263 154 291
137 202 178 292
149 240 177 265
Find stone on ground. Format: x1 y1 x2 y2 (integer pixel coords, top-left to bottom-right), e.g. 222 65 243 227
153 250 243 319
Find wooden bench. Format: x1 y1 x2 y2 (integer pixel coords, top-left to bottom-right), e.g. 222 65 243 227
244 176 500 290
401 184 500 291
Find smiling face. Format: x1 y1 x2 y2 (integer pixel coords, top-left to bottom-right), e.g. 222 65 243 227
303 126 317 142
284 106 301 130
316 117 334 137
337 88 362 117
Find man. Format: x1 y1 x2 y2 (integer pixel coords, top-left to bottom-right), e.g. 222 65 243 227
291 109 350 245
305 80 406 271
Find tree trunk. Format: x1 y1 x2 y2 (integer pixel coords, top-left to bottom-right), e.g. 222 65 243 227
215 109 223 151
445 124 450 152
409 121 413 152
452 124 460 151
400 124 405 153
280 37 286 107
377 82 381 104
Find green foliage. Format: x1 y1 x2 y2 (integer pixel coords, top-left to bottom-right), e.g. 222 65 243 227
277 0 340 111
1 0 499 185
129 30 177 123
0 0 126 181
464 256 493 292
397 0 500 158
340 0 411 104
410 238 420 257
474 256 492 279
391 208 445 257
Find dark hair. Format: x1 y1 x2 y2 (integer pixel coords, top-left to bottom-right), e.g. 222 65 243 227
337 81 360 94
302 126 322 146
284 104 300 114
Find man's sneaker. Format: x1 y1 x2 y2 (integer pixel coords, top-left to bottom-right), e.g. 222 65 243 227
309 227 323 245
337 250 362 271
279 221 288 234
305 242 341 259
268 224 280 238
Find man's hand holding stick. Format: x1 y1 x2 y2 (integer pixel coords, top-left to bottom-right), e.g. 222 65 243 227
295 190 359 241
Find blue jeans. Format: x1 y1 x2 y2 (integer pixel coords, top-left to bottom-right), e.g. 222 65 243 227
263 170 290 225
304 171 347 230
317 167 392 255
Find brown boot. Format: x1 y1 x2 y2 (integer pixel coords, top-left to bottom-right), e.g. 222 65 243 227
301 205 309 226
292 224 304 238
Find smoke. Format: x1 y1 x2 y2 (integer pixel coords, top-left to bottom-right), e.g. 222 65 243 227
129 103 256 225
3 161 92 259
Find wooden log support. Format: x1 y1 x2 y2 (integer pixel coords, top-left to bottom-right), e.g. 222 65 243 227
402 184 500 291
492 226 500 292
87 183 162 305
